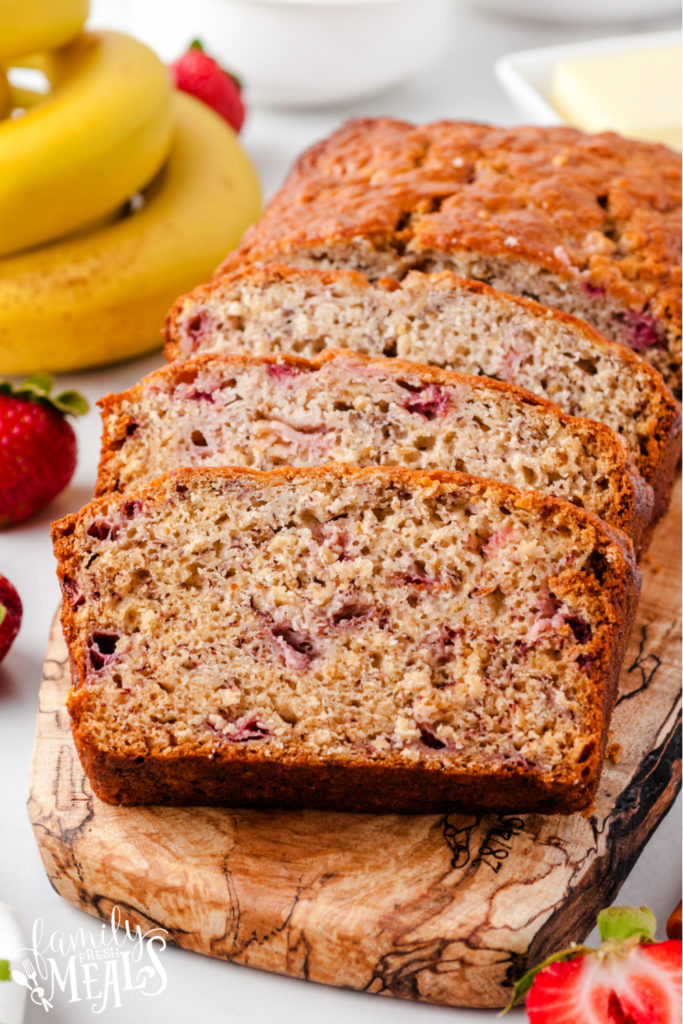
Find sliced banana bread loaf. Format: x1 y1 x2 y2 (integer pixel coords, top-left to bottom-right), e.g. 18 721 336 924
218 119 682 393
165 265 680 526
96 349 653 550
53 464 640 814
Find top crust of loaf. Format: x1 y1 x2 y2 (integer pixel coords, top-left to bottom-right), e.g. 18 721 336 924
229 118 681 324
222 118 681 387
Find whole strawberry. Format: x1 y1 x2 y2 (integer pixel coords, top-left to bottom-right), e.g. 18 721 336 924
0 574 21 662
171 40 245 133
505 905 682 1024
0 374 88 527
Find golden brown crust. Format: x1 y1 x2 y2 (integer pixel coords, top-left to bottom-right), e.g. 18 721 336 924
164 262 681 530
94 347 653 551
52 464 640 814
69 732 599 814
216 119 682 391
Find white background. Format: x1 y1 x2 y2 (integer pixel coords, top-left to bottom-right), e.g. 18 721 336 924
0 2 680 1022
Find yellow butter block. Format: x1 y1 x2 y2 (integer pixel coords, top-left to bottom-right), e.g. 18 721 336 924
552 45 682 151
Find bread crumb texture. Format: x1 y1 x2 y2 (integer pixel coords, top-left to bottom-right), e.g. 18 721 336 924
53 466 639 811
165 266 681 520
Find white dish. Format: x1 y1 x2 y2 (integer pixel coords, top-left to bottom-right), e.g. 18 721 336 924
495 29 681 126
131 0 451 108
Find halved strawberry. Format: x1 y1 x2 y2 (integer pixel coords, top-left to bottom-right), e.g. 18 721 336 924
504 906 682 1024
526 940 682 1023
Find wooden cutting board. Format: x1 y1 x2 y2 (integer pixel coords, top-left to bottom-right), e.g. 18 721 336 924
28 480 681 1010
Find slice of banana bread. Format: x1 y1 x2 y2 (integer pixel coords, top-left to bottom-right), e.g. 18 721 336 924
217 119 682 393
165 264 680 527
53 464 640 814
96 349 653 550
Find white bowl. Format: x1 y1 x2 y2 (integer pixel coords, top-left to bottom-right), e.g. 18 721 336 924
495 29 681 125
472 0 679 23
131 0 451 108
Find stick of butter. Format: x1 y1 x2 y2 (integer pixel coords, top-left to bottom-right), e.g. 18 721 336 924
551 45 681 151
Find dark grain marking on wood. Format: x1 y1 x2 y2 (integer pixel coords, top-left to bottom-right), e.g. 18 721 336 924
364 937 453 999
439 814 479 870
472 816 525 873
90 895 185 943
240 882 305 956
43 658 68 683
611 703 681 829
617 624 662 706
209 854 241 956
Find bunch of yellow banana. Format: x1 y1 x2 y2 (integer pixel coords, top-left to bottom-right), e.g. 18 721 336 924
0 1 261 374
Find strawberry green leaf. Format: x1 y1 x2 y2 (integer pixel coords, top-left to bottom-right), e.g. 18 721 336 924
0 375 88 417
53 390 89 417
499 944 592 1014
190 39 204 51
20 372 53 396
598 906 657 944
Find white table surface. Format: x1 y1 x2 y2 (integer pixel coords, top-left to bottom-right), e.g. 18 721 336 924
1 2 680 1022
